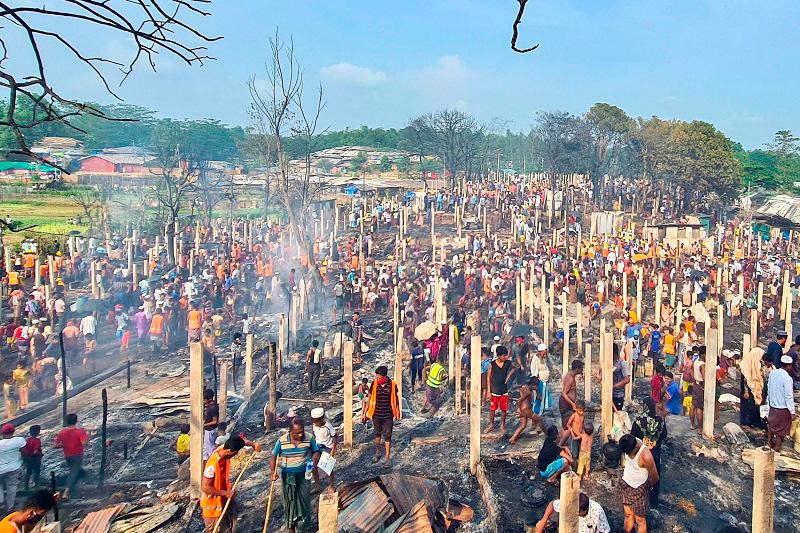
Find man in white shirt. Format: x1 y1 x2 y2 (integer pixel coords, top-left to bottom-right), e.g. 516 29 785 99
530 343 546 379
79 314 97 338
767 355 797 452
0 424 27 512
310 408 337 492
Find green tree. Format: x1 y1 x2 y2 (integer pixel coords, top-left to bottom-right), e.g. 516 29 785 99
671 121 742 207
349 151 368 174
578 103 634 199
396 156 412 175
379 155 392 172
766 130 800 188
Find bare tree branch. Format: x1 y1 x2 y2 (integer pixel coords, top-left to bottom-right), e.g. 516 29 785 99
511 0 539 53
0 1 220 165
248 31 328 259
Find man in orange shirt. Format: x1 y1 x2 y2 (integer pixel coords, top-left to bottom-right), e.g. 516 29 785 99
0 489 56 532
201 436 260 532
187 304 202 343
149 308 165 353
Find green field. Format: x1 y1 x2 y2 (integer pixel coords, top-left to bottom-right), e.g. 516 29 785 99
0 192 88 244
0 188 280 246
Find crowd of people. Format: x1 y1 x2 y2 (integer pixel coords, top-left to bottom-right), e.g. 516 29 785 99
0 174 796 532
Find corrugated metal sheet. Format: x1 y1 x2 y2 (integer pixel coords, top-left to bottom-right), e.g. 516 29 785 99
338 478 377 509
756 194 800 226
108 503 181 533
380 473 448 517
74 504 127 533
384 500 432 533
337 481 394 533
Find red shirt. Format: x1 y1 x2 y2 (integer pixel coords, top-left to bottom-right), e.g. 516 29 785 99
650 374 663 403
55 427 88 457
22 436 42 457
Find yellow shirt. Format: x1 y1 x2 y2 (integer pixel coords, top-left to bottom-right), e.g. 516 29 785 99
176 434 190 454
11 368 31 388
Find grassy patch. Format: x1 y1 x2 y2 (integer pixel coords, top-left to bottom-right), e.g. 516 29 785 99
0 194 86 243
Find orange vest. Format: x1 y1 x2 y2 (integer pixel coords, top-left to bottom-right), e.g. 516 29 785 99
365 378 400 419
149 314 165 335
23 255 34 268
264 261 274 278
188 310 202 330
201 447 230 518
0 512 23 533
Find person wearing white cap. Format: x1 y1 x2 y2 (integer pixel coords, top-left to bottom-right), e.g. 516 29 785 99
530 343 547 380
310 408 336 493
766 354 797 452
490 336 502 358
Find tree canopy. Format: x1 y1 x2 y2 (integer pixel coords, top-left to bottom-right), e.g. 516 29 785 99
2 97 799 199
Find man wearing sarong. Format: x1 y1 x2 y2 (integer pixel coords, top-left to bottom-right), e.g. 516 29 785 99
618 434 659 533
270 418 320 533
767 355 797 451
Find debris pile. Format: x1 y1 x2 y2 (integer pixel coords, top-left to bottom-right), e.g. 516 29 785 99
336 473 473 532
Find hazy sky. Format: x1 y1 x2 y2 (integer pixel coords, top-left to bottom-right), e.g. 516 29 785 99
7 0 799 148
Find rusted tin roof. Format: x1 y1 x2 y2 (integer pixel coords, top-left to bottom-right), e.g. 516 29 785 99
385 500 433 533
337 481 394 532
380 473 448 520
73 504 126 533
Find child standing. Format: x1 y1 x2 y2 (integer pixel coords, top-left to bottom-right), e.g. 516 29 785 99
310 408 338 493
12 362 32 410
83 333 96 372
3 376 18 417
356 377 370 417
214 421 230 447
576 423 594 480
559 399 586 461
172 424 190 465
119 325 131 361
22 425 43 488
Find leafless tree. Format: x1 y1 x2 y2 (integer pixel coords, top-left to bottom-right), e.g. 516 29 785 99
0 1 219 164
69 188 101 236
194 162 227 225
248 31 328 260
410 109 483 187
239 131 276 220
150 123 197 265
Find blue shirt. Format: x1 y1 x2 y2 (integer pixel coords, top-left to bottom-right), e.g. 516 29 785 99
664 381 681 415
650 331 662 352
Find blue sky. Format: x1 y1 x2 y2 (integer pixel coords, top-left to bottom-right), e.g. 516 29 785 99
6 0 800 148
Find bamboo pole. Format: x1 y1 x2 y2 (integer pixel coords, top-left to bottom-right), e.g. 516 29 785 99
703 329 718 439
751 446 776 533
558 471 580 533
469 334 481 474
343 340 354 447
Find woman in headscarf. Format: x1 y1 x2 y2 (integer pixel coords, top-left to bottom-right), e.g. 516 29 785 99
739 347 766 428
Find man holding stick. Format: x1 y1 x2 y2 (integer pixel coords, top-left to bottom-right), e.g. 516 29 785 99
201 435 260 533
270 418 321 533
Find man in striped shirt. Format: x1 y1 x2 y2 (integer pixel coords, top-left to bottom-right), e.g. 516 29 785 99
270 419 320 533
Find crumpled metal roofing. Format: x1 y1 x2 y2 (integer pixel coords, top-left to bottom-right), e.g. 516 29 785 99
73 503 181 533
384 500 432 533
755 194 800 226
73 504 127 533
337 481 394 533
